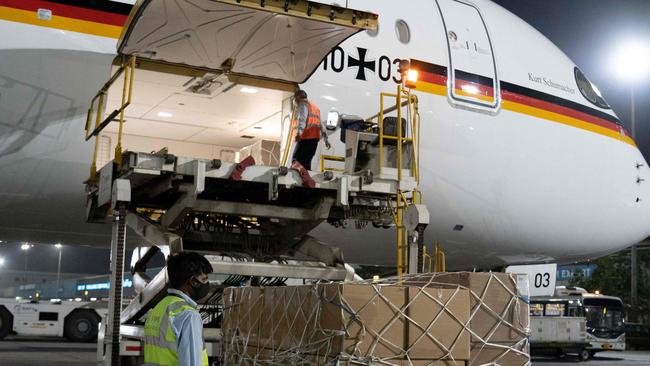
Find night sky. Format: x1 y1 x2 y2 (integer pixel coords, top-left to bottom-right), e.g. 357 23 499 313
493 0 650 154
0 242 112 275
0 1 649 275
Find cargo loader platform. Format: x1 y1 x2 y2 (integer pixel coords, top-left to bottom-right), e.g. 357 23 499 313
78 0 441 364
87 79 430 364
86 147 420 260
89 123 428 365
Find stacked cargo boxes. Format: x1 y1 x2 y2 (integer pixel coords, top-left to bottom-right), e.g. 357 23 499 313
222 272 529 366
414 273 531 366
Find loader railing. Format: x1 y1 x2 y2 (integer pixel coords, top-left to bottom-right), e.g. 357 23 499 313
372 84 424 276
375 84 420 183
320 155 345 172
85 55 136 181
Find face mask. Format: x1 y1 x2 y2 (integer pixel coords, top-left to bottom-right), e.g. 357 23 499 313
190 278 210 301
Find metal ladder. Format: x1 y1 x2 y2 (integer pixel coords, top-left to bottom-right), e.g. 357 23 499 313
373 84 429 276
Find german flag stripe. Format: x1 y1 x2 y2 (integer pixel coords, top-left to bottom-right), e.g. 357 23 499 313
0 0 127 38
44 0 132 15
0 0 128 26
454 78 495 100
455 69 495 97
502 89 622 134
410 59 633 146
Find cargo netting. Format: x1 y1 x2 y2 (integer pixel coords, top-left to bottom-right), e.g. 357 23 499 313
222 272 531 366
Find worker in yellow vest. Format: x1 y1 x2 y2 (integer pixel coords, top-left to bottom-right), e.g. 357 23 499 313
292 89 330 171
144 252 213 366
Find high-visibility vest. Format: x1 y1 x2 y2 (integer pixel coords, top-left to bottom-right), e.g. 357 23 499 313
293 101 321 140
143 295 209 366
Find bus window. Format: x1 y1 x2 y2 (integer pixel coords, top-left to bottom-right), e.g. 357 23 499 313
567 304 583 317
584 298 625 339
545 303 565 316
530 303 544 317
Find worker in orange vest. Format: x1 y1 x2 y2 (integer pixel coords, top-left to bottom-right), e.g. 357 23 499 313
292 89 330 171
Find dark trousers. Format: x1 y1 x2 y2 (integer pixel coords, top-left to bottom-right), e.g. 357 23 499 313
292 138 319 171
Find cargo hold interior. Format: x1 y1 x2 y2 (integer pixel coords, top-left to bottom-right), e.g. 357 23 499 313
99 68 291 168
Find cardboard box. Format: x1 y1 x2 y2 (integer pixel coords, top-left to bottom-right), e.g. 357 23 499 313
340 360 466 366
406 287 470 359
223 286 264 341
337 284 408 358
395 361 467 366
469 341 530 366
223 282 472 363
409 273 529 343
231 344 468 366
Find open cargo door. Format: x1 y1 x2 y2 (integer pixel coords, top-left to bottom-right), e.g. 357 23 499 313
118 0 378 87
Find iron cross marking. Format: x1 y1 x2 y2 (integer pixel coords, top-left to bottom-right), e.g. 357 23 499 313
347 47 376 81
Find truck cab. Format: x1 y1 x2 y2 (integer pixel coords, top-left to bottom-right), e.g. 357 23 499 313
0 298 107 342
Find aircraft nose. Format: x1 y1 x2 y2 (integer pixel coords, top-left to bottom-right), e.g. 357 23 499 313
631 148 650 231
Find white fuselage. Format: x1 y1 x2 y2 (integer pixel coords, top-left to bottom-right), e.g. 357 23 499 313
0 0 648 269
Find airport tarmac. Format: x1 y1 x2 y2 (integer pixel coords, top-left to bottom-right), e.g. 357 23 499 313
0 337 649 366
533 351 650 365
0 336 96 366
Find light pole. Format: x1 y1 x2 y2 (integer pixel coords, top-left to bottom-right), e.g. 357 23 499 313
55 243 63 297
630 84 638 322
612 40 650 322
20 243 31 297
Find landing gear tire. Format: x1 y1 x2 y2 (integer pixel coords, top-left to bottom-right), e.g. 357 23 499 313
579 348 591 361
65 310 99 342
0 306 12 340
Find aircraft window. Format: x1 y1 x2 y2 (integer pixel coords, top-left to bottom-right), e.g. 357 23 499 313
395 19 411 44
575 67 610 109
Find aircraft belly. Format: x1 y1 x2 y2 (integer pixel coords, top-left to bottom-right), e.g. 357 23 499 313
0 47 115 246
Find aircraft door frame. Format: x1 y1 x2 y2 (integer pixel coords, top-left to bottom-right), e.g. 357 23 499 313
435 0 501 112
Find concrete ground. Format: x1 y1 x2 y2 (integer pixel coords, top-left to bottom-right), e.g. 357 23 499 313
0 337 649 366
0 336 96 366
532 351 650 365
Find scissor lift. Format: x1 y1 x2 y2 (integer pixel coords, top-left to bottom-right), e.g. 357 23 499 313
83 1 433 365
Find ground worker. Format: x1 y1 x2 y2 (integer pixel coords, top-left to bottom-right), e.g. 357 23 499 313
144 252 213 366
292 89 330 171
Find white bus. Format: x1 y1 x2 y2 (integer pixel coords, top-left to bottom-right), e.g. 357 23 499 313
530 287 625 360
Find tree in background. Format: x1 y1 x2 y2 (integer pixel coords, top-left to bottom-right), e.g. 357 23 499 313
572 249 650 323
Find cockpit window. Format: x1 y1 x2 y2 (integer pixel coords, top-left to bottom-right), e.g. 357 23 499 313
575 67 610 109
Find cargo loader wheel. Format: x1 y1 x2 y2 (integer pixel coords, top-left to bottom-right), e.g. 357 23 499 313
64 310 99 342
579 348 591 361
0 306 12 340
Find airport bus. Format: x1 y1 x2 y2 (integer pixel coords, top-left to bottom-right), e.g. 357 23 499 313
530 287 625 360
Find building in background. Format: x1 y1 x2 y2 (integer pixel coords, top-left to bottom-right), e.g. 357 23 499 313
0 271 141 300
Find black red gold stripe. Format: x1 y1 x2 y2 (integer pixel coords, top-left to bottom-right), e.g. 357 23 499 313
0 0 128 38
0 9 633 146
411 59 634 146
44 0 131 15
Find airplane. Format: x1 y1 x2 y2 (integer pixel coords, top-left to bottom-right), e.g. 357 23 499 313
0 0 648 271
